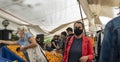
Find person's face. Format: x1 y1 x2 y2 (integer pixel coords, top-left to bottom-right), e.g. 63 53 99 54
74 23 83 36
36 38 40 42
74 23 83 30
61 34 65 38
17 29 24 38
67 31 71 35
54 36 58 40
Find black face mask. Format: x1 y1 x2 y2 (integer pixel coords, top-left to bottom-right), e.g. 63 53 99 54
74 27 83 36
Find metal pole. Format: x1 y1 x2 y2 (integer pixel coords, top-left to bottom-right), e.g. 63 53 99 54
77 0 87 36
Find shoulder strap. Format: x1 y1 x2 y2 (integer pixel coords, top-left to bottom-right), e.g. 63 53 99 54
39 45 49 62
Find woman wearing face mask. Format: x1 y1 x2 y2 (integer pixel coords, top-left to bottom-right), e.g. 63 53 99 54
63 21 94 62
0 26 48 62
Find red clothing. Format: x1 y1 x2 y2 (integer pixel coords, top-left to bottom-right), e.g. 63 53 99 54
63 36 94 62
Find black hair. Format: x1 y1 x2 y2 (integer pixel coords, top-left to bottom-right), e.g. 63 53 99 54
61 31 67 36
74 21 84 28
36 36 40 39
66 27 73 32
53 35 58 38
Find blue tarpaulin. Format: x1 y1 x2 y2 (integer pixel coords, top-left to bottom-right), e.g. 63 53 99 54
0 57 12 62
0 46 25 62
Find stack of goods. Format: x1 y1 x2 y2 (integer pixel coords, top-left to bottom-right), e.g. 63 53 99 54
45 51 62 62
7 45 27 62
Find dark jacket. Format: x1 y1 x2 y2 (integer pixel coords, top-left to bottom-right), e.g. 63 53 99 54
99 16 120 62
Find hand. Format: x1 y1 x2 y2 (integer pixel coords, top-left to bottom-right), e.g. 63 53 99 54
20 47 26 51
0 41 2 44
79 56 88 62
56 46 59 49
16 47 20 52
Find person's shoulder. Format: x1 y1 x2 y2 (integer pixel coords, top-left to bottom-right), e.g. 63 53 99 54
82 36 92 41
70 33 74 36
25 33 32 35
67 35 74 39
82 35 88 38
105 16 120 30
25 33 33 38
112 16 120 22
112 16 120 26
107 16 120 25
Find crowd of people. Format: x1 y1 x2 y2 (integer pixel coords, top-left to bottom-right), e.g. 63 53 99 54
0 16 120 62
37 21 94 62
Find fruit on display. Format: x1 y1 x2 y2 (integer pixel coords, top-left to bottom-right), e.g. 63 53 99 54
7 45 27 61
45 51 62 62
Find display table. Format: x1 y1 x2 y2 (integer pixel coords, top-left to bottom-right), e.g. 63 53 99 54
0 46 25 62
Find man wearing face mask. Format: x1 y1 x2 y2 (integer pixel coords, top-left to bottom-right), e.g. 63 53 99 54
63 21 94 62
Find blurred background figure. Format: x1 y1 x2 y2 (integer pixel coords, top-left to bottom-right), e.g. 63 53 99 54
36 34 45 49
45 42 53 51
66 27 74 37
51 35 60 49
36 36 41 45
60 31 67 51
36 36 44 49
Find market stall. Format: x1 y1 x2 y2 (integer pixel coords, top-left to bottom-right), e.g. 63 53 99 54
0 45 26 62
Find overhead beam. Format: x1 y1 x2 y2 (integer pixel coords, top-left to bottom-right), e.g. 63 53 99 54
0 8 32 25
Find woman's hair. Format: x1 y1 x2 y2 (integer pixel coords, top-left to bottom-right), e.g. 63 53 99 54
17 26 31 34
